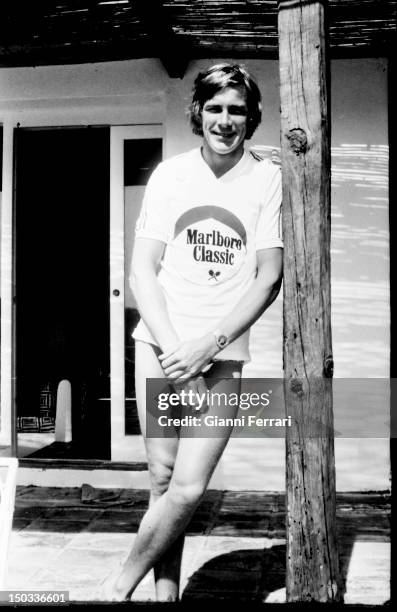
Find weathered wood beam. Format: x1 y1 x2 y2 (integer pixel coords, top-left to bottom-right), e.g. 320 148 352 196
135 0 190 78
278 0 342 602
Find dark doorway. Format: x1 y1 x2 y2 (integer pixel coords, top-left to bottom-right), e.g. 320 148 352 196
14 127 110 459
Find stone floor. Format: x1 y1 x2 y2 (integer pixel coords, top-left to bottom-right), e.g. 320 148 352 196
4 486 391 604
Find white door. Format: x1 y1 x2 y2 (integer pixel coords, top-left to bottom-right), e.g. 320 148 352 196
110 125 163 460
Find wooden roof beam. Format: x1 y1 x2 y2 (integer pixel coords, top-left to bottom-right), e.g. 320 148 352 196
135 0 190 78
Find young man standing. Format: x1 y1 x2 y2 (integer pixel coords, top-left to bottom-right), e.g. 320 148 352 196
104 63 283 601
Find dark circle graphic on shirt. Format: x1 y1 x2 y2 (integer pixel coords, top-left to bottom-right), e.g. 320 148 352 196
174 206 247 245
169 205 249 286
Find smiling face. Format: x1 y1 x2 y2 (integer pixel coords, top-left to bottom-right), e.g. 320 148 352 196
201 86 248 158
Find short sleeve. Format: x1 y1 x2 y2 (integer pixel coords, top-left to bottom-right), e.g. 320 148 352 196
255 163 283 250
135 164 171 243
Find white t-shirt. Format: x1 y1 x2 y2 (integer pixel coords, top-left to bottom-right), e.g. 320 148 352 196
131 147 283 362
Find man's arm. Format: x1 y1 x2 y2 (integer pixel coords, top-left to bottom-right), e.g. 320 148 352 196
130 237 180 353
160 247 283 379
215 247 282 343
131 237 209 401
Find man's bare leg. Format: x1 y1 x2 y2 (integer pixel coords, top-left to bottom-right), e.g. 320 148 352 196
135 340 184 601
109 360 242 600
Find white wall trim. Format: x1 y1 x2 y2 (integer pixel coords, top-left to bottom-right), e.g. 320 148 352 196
109 124 163 461
0 122 15 447
0 92 165 129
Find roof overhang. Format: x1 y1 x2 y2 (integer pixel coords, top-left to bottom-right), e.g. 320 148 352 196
0 0 394 77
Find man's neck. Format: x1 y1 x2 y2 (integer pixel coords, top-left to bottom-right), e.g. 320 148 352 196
201 144 245 179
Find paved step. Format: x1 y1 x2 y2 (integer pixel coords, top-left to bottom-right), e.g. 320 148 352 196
12 486 390 541
6 487 391 604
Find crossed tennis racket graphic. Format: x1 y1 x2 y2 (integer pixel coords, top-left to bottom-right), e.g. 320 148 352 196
208 269 221 281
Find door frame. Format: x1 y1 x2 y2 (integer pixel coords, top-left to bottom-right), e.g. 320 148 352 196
0 116 162 458
0 123 15 448
110 125 163 461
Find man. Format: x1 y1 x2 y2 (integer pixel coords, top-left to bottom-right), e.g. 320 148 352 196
104 63 283 601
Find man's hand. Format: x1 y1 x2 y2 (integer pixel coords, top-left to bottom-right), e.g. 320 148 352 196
173 374 209 413
159 334 218 382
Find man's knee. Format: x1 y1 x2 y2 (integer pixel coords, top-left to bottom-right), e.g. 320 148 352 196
167 479 206 509
149 459 174 497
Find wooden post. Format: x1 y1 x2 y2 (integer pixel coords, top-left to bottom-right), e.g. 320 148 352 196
278 0 342 602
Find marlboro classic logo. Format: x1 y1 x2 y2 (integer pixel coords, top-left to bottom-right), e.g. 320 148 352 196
168 205 247 285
